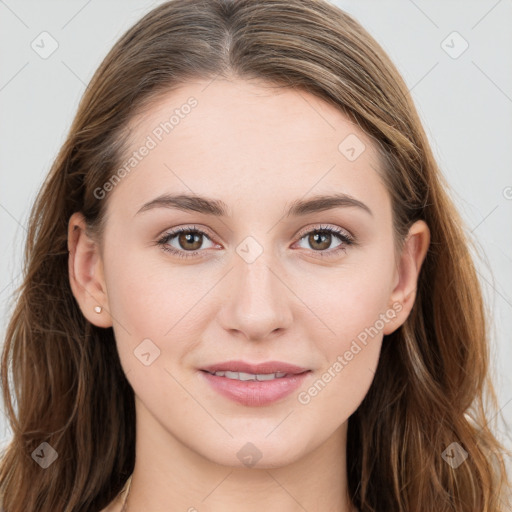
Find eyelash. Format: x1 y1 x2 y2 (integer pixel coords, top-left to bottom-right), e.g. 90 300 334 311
156 224 355 259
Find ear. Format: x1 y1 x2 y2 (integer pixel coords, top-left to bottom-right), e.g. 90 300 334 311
382 219 430 335
67 212 112 328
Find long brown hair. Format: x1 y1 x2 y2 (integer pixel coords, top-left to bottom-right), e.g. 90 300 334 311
1 0 509 510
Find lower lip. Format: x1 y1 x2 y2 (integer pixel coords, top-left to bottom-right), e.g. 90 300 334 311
200 370 311 407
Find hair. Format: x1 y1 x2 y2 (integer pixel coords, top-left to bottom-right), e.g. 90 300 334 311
0 0 510 510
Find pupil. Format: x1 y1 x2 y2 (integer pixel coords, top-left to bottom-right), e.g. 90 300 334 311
179 231 201 250
311 232 330 250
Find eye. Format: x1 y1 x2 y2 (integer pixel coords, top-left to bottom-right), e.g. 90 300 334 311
156 226 216 258
156 224 356 259
294 224 355 258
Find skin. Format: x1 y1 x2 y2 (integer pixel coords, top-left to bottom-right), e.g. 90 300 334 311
68 78 430 512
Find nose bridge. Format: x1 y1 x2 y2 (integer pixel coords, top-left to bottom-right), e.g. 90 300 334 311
220 238 293 340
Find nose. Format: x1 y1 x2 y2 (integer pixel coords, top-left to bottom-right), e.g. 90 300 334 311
217 251 294 342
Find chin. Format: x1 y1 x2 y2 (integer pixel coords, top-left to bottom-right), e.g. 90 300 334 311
198 435 308 469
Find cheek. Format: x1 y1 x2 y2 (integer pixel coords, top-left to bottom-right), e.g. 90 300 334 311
295 254 395 417
104 245 194 331
103 247 215 371
302 251 395 351
298 340 381 431
298 284 386 424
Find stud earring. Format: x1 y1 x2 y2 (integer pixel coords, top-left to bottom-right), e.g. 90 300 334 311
94 306 102 314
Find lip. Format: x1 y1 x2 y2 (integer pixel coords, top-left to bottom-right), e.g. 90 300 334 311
199 360 311 407
200 360 310 375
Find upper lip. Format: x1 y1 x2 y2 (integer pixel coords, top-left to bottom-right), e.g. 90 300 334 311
201 360 310 375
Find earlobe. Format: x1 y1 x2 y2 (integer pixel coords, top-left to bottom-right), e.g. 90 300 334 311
67 212 112 328
383 220 430 335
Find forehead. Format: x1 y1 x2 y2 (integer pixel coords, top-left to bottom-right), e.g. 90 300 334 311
106 78 389 221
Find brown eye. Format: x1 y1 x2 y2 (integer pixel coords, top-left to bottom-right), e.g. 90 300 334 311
308 231 333 251
295 225 355 258
157 226 216 258
177 231 203 251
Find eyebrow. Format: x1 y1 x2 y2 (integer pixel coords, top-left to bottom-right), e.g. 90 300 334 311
135 192 373 218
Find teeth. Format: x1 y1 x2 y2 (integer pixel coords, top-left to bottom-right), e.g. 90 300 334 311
210 371 288 381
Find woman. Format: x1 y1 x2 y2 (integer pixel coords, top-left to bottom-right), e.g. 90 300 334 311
0 0 509 510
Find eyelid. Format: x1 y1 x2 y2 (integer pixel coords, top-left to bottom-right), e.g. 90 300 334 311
157 223 215 240
158 223 354 244
156 223 356 258
294 223 354 242
156 225 219 250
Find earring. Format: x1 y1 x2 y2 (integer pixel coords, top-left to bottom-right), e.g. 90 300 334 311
94 306 102 314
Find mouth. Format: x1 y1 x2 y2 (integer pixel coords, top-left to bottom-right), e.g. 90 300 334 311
199 360 312 407
200 360 310 376
201 369 305 381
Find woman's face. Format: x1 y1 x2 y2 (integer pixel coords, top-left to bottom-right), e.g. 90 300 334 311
69 78 429 469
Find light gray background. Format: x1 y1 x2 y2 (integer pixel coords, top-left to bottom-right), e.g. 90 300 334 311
1 0 511 470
